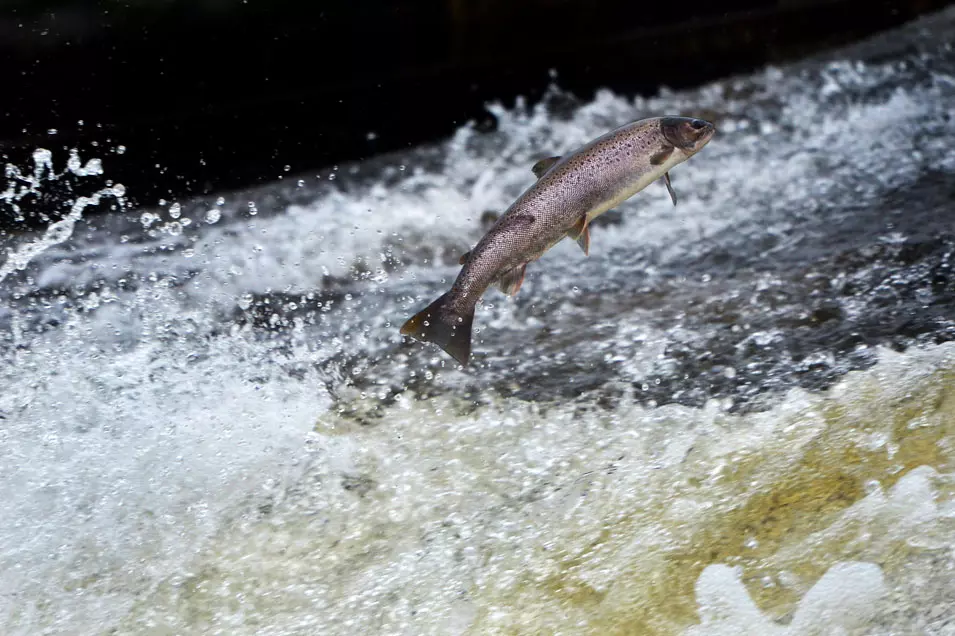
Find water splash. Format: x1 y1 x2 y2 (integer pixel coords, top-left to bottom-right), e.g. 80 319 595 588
1 149 125 284
1 9 955 635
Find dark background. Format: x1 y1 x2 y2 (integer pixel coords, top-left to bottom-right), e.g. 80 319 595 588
1 0 952 214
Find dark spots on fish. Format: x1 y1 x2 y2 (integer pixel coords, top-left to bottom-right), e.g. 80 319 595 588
498 213 536 232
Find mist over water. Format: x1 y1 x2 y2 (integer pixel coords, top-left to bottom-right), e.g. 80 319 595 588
2 8 955 635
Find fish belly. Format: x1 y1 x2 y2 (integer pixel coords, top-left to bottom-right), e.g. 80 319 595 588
584 155 681 224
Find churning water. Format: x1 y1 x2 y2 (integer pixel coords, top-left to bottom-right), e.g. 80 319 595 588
2 8 955 635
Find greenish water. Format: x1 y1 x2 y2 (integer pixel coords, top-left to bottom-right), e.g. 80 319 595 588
117 344 954 635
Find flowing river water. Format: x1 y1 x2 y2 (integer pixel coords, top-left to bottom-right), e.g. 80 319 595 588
2 8 955 635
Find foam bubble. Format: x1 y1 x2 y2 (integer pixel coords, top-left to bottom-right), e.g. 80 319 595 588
688 561 886 635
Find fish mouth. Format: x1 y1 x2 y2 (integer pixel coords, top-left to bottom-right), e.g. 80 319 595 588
661 117 716 154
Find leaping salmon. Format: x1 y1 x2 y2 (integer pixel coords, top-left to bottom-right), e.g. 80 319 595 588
400 116 716 366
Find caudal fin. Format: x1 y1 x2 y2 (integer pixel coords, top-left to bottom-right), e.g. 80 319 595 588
399 292 475 366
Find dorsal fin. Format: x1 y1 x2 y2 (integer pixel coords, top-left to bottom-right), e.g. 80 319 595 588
531 156 562 179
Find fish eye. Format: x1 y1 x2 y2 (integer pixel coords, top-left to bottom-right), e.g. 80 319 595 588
690 119 708 130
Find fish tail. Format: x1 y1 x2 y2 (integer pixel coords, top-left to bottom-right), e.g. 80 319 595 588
399 292 475 366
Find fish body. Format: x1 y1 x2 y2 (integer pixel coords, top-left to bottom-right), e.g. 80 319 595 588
400 116 716 365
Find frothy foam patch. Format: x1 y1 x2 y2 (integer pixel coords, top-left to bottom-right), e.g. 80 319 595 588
0 308 331 633
109 343 955 635
688 561 886 636
686 464 946 635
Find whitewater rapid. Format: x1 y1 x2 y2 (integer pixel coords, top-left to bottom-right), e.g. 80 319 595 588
1 7 954 635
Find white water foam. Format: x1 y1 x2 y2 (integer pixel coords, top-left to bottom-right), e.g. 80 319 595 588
115 343 955 636
688 561 887 636
1 22 953 634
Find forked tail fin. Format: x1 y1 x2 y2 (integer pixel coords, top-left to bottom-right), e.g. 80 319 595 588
399 292 475 366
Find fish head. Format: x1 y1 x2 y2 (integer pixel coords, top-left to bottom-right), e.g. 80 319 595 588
660 117 716 157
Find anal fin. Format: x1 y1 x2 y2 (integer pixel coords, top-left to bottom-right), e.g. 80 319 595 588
567 216 591 256
497 263 528 296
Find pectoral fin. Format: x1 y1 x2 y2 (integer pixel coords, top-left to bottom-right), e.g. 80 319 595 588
532 156 562 179
497 263 528 296
663 172 677 206
650 146 674 166
567 216 591 256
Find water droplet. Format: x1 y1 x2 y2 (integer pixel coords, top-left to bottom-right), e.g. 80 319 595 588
66 150 81 173
169 202 181 219
182 248 195 258
216 196 225 206
205 209 221 224
82 158 104 176
47 128 58 135
116 145 126 155
32 148 52 167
